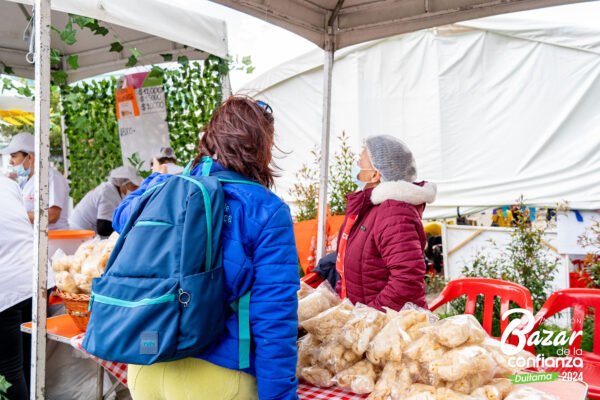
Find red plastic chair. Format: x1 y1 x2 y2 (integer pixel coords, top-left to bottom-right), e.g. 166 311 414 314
531 289 600 399
429 278 535 349
301 272 324 288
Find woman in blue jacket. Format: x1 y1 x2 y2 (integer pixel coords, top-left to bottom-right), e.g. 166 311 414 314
113 97 300 400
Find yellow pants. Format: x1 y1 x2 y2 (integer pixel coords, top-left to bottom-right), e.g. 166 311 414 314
128 358 258 400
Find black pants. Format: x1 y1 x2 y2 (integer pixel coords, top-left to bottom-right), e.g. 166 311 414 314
0 298 32 400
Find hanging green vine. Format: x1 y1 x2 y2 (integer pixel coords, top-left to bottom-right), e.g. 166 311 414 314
61 58 225 204
61 78 121 203
151 56 226 163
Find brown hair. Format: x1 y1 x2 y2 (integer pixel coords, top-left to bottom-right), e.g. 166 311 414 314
197 96 277 187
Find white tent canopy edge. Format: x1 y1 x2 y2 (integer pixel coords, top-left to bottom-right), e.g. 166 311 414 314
3 0 229 82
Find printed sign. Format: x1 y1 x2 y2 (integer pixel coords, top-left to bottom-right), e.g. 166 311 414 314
502 308 585 383
116 73 170 170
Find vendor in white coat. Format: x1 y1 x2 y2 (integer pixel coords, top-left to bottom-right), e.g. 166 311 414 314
69 166 142 236
0 175 33 400
1 132 70 230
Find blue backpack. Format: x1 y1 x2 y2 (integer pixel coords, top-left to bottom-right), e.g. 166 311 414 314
82 158 258 366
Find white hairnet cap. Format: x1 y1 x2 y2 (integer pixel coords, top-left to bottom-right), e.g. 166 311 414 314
365 135 417 182
109 166 143 187
155 146 176 159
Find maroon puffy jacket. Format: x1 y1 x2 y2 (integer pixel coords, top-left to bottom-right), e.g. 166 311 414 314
338 180 437 311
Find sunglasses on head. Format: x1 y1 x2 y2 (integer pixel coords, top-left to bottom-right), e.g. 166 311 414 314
256 100 273 115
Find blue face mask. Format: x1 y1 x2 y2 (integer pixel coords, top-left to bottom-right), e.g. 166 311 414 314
351 164 368 191
10 162 31 178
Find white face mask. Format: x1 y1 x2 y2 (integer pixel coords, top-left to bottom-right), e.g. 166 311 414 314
351 164 377 191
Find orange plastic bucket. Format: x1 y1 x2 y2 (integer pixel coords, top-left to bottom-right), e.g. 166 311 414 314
49 230 95 257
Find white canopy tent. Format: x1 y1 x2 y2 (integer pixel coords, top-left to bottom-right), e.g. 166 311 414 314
0 94 34 112
209 0 588 51
211 0 590 259
240 2 600 220
1 0 228 82
0 1 229 397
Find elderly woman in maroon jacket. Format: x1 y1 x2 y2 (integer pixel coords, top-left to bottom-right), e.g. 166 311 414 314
335 135 437 311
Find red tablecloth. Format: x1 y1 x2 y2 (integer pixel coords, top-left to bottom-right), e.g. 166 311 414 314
297 384 367 399
69 335 587 399
71 333 129 386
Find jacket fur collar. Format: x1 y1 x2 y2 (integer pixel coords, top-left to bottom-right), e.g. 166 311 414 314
371 181 437 206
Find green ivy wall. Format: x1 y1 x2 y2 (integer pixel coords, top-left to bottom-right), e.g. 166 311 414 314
62 57 225 204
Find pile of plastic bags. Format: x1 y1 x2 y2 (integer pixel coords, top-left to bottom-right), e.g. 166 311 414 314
297 281 557 400
52 233 118 294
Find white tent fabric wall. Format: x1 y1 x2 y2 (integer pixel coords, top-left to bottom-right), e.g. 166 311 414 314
242 8 600 219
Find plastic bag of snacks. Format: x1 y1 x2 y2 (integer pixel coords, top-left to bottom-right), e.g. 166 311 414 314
367 362 413 400
391 303 439 324
301 299 354 340
299 366 334 388
81 241 109 279
55 270 78 293
366 314 411 365
505 387 559 400
429 314 487 348
446 370 498 395
297 334 321 372
481 338 536 378
73 272 92 294
388 303 439 340
428 345 496 389
298 281 340 322
404 384 437 400
434 387 479 399
51 249 71 272
51 235 119 294
73 238 100 262
404 333 447 364
341 304 386 356
405 386 481 400
334 360 378 394
470 378 513 400
317 337 362 374
298 281 315 300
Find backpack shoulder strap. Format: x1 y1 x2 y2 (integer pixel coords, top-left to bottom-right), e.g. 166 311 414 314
238 291 251 369
230 291 251 369
185 157 264 188
213 170 263 188
182 157 213 177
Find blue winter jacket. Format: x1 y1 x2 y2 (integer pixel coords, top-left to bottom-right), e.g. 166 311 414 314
113 160 300 400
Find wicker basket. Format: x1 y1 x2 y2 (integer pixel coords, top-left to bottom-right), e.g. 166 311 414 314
56 289 91 332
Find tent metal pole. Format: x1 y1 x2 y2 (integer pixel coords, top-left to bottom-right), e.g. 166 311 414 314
59 97 69 178
31 0 51 398
316 35 335 261
222 73 232 99
221 24 232 100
